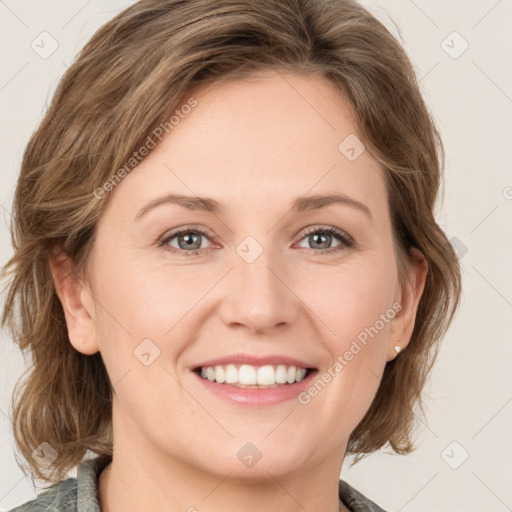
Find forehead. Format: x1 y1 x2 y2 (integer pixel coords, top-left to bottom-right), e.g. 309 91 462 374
105 71 387 220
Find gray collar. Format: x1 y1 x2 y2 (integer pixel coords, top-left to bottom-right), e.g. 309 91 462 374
76 455 111 512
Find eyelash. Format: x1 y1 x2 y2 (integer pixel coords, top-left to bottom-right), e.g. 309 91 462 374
158 225 354 257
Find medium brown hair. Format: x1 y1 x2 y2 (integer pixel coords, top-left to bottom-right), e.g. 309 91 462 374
1 0 462 483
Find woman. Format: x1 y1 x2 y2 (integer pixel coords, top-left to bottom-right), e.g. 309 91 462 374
1 0 461 511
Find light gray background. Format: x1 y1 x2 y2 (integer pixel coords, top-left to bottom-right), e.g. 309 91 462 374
1 1 511 511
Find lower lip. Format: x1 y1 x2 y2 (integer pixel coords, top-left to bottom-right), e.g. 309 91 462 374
192 370 318 406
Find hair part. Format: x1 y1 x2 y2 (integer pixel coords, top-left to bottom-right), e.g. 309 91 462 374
1 0 461 483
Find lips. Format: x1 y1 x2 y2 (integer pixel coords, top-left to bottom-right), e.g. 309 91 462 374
192 354 316 371
191 353 318 394
191 358 319 406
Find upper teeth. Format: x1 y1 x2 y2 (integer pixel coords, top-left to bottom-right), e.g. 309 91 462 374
199 364 308 386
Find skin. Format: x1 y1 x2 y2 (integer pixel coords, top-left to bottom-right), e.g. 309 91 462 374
50 70 427 512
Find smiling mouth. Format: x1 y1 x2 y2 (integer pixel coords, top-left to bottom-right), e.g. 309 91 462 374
193 363 317 388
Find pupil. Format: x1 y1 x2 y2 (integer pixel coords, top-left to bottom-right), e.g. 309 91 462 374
181 233 200 249
312 233 330 249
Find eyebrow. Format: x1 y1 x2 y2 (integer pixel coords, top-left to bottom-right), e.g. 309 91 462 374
134 193 372 221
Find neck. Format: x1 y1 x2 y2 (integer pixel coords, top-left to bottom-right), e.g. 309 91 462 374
98 436 350 512
99 453 348 512
98 416 349 512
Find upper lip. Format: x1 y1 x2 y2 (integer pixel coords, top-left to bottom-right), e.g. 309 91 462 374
192 354 316 370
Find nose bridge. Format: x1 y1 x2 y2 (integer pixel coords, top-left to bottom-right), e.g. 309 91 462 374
219 237 299 334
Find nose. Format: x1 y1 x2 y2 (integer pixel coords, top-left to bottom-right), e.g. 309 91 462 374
218 246 301 335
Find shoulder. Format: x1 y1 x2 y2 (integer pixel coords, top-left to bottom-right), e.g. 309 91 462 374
7 455 110 512
7 477 77 512
339 479 388 512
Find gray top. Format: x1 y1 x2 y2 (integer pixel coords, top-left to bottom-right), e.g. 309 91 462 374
9 456 387 512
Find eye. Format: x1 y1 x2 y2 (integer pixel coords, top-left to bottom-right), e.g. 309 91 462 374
294 225 354 254
158 224 354 257
158 226 214 256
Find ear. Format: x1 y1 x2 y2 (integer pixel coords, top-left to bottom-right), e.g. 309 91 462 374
48 248 99 355
386 247 428 362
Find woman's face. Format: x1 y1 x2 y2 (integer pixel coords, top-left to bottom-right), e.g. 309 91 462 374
65 70 424 480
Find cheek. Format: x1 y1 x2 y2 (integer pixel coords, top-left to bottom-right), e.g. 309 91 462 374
89 253 218 385
298 255 397 345
92 246 209 333
89 261 206 434
295 259 395 424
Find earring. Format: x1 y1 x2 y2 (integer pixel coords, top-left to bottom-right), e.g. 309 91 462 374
393 345 402 354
